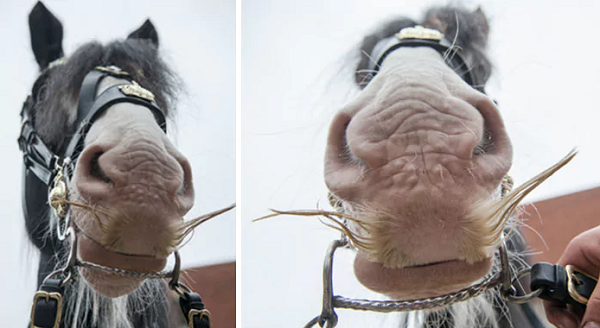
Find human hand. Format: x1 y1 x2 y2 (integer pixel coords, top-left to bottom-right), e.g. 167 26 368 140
544 226 600 328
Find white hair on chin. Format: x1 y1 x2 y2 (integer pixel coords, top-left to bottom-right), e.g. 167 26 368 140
60 277 168 328
43 234 171 328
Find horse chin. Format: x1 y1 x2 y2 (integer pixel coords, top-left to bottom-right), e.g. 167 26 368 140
77 233 167 298
353 252 493 300
80 268 145 298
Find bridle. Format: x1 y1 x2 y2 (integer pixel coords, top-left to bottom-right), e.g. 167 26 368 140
19 64 211 328
304 177 540 328
303 26 598 328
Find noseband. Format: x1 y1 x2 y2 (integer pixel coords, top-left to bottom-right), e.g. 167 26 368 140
366 25 485 93
19 65 211 328
304 26 596 328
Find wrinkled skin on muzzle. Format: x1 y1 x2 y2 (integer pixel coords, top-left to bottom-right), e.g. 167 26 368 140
69 77 194 297
325 48 512 299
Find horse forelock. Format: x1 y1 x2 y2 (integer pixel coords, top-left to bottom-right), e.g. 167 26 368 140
355 5 492 89
27 38 181 155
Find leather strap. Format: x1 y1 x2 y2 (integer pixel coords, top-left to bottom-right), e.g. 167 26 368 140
62 82 166 161
18 97 57 186
179 292 211 328
531 262 597 311
30 278 64 328
367 31 484 93
18 66 167 188
76 69 108 125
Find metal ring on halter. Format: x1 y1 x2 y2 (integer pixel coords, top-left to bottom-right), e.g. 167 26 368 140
52 163 72 241
304 239 346 328
168 251 193 297
502 268 543 304
498 242 513 293
43 229 77 287
56 212 71 241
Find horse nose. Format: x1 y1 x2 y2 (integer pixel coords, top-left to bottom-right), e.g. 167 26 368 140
74 142 194 210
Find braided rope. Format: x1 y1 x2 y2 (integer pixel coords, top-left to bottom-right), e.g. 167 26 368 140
75 259 173 279
332 273 502 312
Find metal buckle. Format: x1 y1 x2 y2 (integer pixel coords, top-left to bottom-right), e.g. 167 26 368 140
566 264 596 305
188 309 211 328
30 291 63 328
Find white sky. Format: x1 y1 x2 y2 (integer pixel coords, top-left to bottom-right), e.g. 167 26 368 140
0 0 234 324
242 0 600 327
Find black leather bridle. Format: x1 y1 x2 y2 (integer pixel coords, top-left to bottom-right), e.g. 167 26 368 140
18 65 166 221
19 65 211 328
367 25 485 93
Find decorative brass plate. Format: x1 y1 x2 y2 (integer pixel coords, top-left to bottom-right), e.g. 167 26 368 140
95 66 131 77
396 25 444 41
30 291 63 328
119 80 155 102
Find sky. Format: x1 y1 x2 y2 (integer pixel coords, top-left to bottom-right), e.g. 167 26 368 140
242 0 600 327
0 0 234 324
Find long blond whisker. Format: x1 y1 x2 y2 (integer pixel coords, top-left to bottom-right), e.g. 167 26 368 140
173 203 236 247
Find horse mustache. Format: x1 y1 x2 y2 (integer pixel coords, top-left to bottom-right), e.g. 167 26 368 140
255 149 577 262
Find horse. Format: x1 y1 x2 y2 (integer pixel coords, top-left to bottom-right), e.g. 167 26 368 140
262 5 577 328
20 2 213 327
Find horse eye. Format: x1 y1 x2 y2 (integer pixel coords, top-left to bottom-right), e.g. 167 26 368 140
31 73 49 100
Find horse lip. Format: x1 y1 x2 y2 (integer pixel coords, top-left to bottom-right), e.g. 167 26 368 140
403 259 460 269
75 224 171 260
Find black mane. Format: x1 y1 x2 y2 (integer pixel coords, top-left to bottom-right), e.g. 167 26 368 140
355 6 492 88
29 38 180 154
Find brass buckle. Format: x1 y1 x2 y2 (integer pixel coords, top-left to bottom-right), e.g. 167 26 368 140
30 291 63 328
566 264 596 305
188 309 211 328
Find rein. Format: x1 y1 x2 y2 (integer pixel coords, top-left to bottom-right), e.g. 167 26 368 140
20 65 223 328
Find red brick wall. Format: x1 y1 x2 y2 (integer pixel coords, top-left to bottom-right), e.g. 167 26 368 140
182 262 235 328
521 187 600 263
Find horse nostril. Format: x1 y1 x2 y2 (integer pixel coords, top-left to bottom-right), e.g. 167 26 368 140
473 128 492 156
90 152 112 184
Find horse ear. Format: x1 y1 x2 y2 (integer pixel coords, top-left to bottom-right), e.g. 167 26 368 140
127 19 159 47
473 7 489 40
28 1 64 70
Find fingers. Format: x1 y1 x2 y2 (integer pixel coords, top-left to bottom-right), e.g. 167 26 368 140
583 288 600 327
543 226 600 327
543 301 580 328
556 227 600 277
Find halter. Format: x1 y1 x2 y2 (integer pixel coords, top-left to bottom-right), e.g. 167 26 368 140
304 26 597 328
367 25 485 93
20 65 211 328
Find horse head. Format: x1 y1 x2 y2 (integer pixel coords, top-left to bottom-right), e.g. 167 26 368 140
324 7 511 301
23 1 193 302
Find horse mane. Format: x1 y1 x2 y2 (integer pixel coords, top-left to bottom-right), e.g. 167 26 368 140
29 39 181 154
